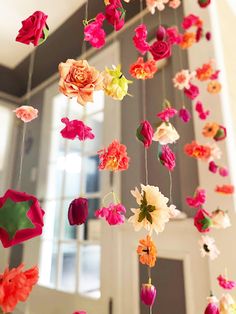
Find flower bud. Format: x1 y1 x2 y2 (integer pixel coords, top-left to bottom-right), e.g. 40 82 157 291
68 198 88 225
140 283 156 306
136 120 154 148
156 25 166 41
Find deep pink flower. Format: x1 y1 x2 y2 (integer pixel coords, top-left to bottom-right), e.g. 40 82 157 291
178 107 191 123
213 125 227 142
105 0 126 31
95 203 126 225
136 120 154 148
209 161 218 174
150 40 171 61
156 25 166 41
159 145 176 171
60 117 95 141
182 14 201 30
68 198 88 225
206 32 212 41
133 24 150 55
195 101 210 120
219 167 229 177
73 312 86 314
198 0 211 8
196 27 203 42
186 188 206 208
184 83 199 100
156 107 177 122
204 297 220 314
166 27 183 45
141 284 156 306
217 275 236 290
84 13 106 48
211 70 220 80
194 209 212 233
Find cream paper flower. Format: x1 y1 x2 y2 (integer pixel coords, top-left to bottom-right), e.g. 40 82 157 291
146 0 169 14
199 235 220 260
153 122 180 145
128 184 176 234
220 294 236 314
173 69 196 90
211 209 231 229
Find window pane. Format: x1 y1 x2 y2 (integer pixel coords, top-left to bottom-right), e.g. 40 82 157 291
49 130 66 163
64 153 82 198
46 162 63 199
85 155 100 193
78 244 101 299
59 243 77 292
42 200 61 240
83 198 100 240
84 112 104 153
63 199 77 240
86 90 104 115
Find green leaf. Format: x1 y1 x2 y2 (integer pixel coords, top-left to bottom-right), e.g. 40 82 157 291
138 211 146 223
201 217 212 230
146 212 153 224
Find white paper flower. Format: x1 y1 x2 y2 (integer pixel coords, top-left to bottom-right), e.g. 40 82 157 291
208 143 222 161
128 184 175 234
153 122 180 145
173 70 196 90
146 0 169 14
211 209 231 229
199 235 220 260
220 294 236 314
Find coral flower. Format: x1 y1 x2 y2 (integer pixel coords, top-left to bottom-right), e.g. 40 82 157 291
196 62 214 81
0 264 38 313
186 188 206 208
184 141 211 161
84 13 106 49
129 57 157 80
133 24 150 55
194 209 212 233
58 59 103 106
137 235 157 267
179 32 196 49
207 81 222 94
215 185 234 195
217 275 236 290
95 203 126 225
202 122 219 138
98 140 130 172
14 105 38 123
173 70 196 90
60 117 95 141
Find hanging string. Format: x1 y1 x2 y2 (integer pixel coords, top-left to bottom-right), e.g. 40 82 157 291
82 0 89 57
168 170 173 204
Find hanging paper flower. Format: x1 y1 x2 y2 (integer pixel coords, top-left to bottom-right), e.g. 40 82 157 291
209 161 218 173
195 101 210 120
179 107 191 123
182 14 202 30
58 59 103 106
204 295 220 314
196 61 214 81
150 28 172 61
153 122 180 145
199 235 220 260
14 105 38 123
141 283 157 306
129 57 158 80
137 235 157 267
133 24 150 55
217 275 236 290
83 13 106 49
136 120 154 148
215 185 234 195
184 83 200 100
95 203 126 225
194 209 212 233
128 184 176 234
169 0 181 8
184 141 211 161
179 32 196 49
202 122 220 138
103 65 132 100
198 0 211 8
209 143 222 160
213 125 227 141
73 312 86 314
16 11 49 46
146 0 169 13
207 81 222 94
219 294 236 314
0 189 44 248
156 100 178 122
173 70 196 90
219 167 229 177
98 140 130 171
158 145 176 171
212 209 231 229
60 118 95 141
186 188 206 208
68 198 88 226
0 264 39 313
105 0 126 31
166 27 183 45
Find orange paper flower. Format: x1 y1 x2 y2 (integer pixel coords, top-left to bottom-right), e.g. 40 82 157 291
207 81 222 94
0 264 38 313
196 62 214 81
202 122 220 138
215 185 234 195
179 32 196 49
129 57 158 80
184 141 211 161
137 235 157 268
58 59 103 106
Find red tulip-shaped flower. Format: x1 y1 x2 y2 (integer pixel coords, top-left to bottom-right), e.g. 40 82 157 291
198 0 211 8
68 198 88 225
204 296 220 314
141 283 157 306
136 120 154 148
194 209 212 233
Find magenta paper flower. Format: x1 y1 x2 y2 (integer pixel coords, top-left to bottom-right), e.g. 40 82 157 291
195 101 210 120
0 189 44 248
182 14 200 30
150 39 171 61
166 26 183 45
209 161 218 174
219 167 229 177
95 203 126 225
84 13 106 48
179 107 191 123
204 296 220 314
159 145 176 171
194 209 212 233
217 275 236 290
68 198 88 225
184 83 200 100
60 117 95 141
105 0 126 31
157 107 177 122
133 24 150 55
73 312 86 314
186 188 206 208
141 283 157 306
136 120 154 148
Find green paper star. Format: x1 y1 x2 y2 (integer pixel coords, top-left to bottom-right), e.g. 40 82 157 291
0 198 34 239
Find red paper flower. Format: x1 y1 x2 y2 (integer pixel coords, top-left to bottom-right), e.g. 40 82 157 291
84 13 106 48
129 57 157 80
179 107 191 123
98 140 130 171
16 11 49 46
68 198 88 226
0 190 44 248
215 185 234 195
136 120 154 148
105 0 126 31
182 14 202 30
186 188 206 208
195 101 210 120
184 141 211 161
0 264 38 313
159 145 176 171
194 209 212 233
150 40 171 61
60 117 95 141
217 275 236 290
209 161 218 174
184 83 200 100
133 24 150 55
198 0 211 8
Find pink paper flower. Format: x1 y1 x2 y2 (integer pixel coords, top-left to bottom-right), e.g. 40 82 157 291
159 145 176 171
141 283 157 306
219 167 229 177
166 26 183 45
73 312 86 314
95 203 126 225
195 101 210 120
217 275 236 290
150 40 171 61
60 117 95 141
105 0 126 31
68 198 88 226
14 106 38 123
179 107 191 123
182 14 201 30
186 188 206 208
84 13 106 48
133 24 150 55
157 107 178 122
204 296 220 314
194 209 212 233
173 70 196 90
184 83 200 100
136 120 154 148
169 0 181 8
209 161 218 174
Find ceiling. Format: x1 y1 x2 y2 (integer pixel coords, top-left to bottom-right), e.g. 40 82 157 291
0 0 86 69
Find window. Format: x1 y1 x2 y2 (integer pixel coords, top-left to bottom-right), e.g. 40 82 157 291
39 91 105 298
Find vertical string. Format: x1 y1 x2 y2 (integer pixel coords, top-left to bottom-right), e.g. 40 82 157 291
82 0 89 57
168 170 173 204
